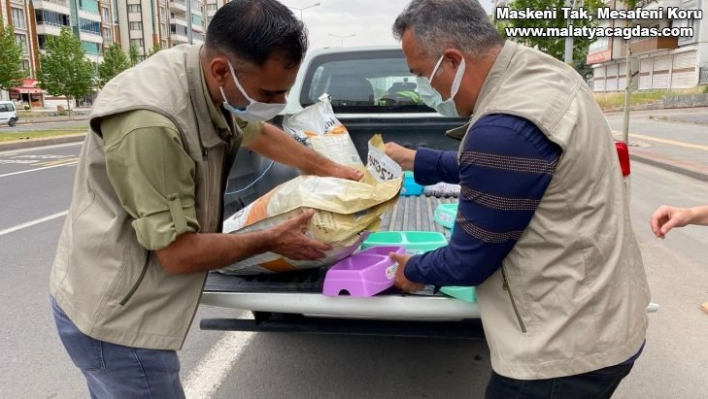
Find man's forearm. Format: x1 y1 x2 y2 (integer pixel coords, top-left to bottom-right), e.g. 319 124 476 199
247 123 333 175
689 206 708 225
156 231 272 275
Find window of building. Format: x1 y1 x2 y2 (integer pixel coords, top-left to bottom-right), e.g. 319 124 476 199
34 10 71 27
130 38 144 48
170 24 188 36
130 21 143 30
102 27 113 43
101 6 111 21
207 4 217 10
80 18 101 35
15 34 28 54
128 4 142 13
12 8 27 29
82 41 101 55
79 0 99 14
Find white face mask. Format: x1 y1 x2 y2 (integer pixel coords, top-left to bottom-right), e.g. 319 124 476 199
416 54 466 118
219 61 287 122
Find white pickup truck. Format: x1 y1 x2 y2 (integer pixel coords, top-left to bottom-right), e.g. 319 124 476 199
197 45 648 338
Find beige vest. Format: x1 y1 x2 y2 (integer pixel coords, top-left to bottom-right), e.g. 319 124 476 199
448 42 651 379
49 44 242 350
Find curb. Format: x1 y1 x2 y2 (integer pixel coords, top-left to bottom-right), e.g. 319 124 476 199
16 117 89 125
630 153 708 182
0 134 86 152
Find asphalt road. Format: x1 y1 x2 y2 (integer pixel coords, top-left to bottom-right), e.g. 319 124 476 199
1 115 708 398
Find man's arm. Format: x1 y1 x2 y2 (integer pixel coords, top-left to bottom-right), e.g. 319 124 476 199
246 123 363 181
392 114 562 288
156 210 328 275
102 111 330 276
384 143 460 185
650 205 708 238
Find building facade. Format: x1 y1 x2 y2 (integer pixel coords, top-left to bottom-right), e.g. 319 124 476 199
1 0 228 104
587 0 708 91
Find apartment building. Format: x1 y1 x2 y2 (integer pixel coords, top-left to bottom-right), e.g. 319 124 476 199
587 0 708 91
116 0 209 60
1 0 227 104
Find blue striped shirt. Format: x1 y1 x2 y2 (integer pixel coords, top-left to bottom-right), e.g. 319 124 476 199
404 114 562 287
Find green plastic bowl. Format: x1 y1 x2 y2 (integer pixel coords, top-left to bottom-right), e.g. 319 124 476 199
361 231 447 253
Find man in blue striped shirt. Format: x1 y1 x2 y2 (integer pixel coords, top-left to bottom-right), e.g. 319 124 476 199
385 1 649 398
388 114 562 290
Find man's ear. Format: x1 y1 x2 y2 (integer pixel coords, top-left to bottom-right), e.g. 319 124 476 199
209 57 231 85
442 48 465 69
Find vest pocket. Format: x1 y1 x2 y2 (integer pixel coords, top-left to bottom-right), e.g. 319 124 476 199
501 266 527 333
120 252 150 306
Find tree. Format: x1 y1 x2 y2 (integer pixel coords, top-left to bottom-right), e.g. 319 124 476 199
147 43 162 58
496 0 604 72
38 27 95 118
98 42 131 87
129 43 141 66
0 17 25 99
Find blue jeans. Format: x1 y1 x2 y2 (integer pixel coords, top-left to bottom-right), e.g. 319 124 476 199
485 362 635 399
51 297 186 399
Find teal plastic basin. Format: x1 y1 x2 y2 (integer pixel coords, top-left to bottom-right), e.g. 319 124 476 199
401 171 424 197
439 286 477 303
361 231 447 253
433 203 458 229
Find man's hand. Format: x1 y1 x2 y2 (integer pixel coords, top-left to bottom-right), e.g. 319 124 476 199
384 142 416 171
650 205 694 239
389 252 425 293
313 161 364 181
268 210 332 260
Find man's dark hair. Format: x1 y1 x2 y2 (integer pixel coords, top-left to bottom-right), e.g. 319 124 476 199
206 0 308 68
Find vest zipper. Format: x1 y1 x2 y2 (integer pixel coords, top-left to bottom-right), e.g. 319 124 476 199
501 266 527 333
120 252 150 306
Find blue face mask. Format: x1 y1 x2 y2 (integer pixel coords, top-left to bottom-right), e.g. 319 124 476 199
219 61 287 122
416 55 466 118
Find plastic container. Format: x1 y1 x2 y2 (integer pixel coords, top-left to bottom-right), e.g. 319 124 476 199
400 171 424 197
433 203 458 229
361 231 448 253
439 286 477 303
322 245 406 297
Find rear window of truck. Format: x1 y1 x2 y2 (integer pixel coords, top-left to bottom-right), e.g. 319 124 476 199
299 49 436 114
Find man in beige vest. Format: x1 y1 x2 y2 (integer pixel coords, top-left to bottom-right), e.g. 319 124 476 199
49 0 362 397
385 1 651 397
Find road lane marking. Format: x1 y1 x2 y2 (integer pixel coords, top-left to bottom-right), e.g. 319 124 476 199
613 131 708 152
0 162 77 179
38 157 79 167
183 330 256 399
0 141 81 155
0 211 68 238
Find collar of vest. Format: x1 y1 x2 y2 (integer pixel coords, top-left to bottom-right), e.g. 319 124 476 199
444 41 518 142
186 45 229 151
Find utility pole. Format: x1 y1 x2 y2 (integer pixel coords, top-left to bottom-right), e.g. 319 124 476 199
289 2 321 20
186 0 194 44
329 33 355 47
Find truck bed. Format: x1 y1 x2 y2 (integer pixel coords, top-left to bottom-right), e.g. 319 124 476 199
204 195 458 294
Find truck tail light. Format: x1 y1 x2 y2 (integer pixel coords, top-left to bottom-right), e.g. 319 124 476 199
615 140 631 178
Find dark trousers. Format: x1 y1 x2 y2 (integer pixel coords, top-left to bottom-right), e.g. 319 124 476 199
485 362 634 399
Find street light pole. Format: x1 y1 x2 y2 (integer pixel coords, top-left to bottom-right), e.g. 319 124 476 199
289 2 321 20
329 33 355 47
